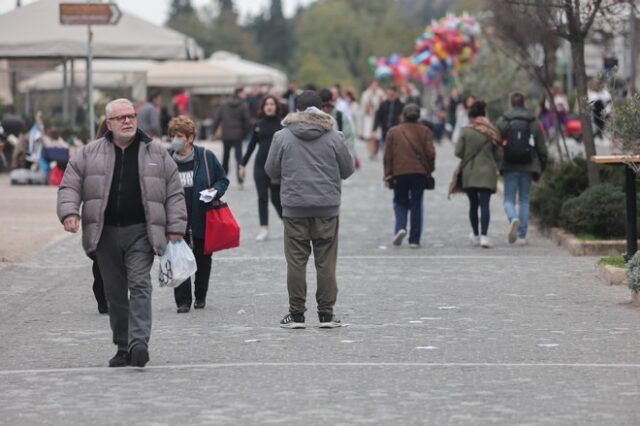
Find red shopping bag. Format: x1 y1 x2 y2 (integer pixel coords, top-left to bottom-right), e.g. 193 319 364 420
203 201 240 254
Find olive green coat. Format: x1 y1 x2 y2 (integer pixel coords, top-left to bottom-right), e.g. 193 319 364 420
455 127 501 193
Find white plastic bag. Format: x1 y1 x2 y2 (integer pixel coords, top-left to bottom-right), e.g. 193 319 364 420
158 240 197 288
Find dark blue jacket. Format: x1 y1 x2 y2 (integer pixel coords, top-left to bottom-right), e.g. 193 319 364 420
189 145 229 239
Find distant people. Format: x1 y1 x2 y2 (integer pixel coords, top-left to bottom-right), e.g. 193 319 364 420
455 101 502 248
446 87 461 137
451 94 476 144
496 92 547 245
211 87 251 188
246 84 265 125
319 88 356 165
344 88 360 137
371 85 404 159
173 90 190 115
239 95 284 241
169 115 229 313
383 104 436 248
57 98 187 368
137 92 162 138
331 84 351 119
265 90 355 329
359 80 385 141
431 89 447 144
283 82 298 115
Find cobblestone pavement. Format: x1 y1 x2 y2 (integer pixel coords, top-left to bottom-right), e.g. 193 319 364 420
1 140 639 425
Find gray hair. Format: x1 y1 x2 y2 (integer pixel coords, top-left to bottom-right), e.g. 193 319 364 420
105 98 134 118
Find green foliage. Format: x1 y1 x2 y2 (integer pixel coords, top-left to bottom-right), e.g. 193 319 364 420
530 157 589 228
608 92 640 154
559 184 626 238
627 251 640 293
250 0 294 69
598 256 626 268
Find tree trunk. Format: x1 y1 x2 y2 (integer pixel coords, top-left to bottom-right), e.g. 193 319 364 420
571 39 600 185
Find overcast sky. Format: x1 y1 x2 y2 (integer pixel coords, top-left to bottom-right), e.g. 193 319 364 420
0 0 317 25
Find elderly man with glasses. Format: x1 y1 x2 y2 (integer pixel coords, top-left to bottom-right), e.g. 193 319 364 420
57 98 187 368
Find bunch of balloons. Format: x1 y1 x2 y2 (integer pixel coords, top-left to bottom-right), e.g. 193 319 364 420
368 14 481 86
413 14 481 85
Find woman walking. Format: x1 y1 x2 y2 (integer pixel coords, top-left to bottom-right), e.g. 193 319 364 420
454 101 502 248
383 104 436 248
239 95 283 241
169 115 229 313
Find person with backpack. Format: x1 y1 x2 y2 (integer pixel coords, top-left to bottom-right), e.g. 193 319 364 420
496 92 547 245
319 88 356 165
455 101 502 248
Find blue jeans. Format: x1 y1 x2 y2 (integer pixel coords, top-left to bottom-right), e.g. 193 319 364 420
503 171 533 238
392 174 425 244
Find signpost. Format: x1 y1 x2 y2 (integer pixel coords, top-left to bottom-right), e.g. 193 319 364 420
59 3 122 140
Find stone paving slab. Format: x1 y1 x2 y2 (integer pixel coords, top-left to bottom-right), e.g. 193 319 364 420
1 141 638 425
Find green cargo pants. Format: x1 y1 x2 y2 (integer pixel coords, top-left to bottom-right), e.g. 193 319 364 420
283 217 339 315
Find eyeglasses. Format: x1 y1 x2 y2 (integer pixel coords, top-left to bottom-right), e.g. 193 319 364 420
108 113 137 123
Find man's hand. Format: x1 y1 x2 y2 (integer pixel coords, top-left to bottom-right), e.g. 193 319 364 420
239 166 246 180
167 234 183 242
63 215 80 233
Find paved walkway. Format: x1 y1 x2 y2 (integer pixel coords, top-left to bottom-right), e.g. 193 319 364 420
1 140 639 425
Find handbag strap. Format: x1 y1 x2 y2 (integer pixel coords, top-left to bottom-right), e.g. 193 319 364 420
461 136 490 169
202 148 211 189
399 128 431 174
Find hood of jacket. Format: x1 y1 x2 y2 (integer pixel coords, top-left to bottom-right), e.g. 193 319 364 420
226 97 245 108
282 107 335 141
502 107 535 121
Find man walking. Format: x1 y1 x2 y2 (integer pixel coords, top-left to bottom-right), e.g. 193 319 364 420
371 86 404 159
496 92 547 245
57 98 186 367
137 92 162 139
211 87 251 188
265 91 355 329
319 88 356 165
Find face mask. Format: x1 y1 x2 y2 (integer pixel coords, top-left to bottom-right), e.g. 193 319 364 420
171 137 186 152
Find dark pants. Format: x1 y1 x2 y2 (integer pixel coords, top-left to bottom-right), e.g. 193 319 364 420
255 169 282 226
284 217 339 315
96 224 154 352
91 258 107 308
222 139 243 184
466 188 492 236
393 174 426 244
174 234 212 307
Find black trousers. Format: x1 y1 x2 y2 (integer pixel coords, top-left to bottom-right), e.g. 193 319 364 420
222 139 243 184
255 169 282 226
174 235 212 307
90 256 107 308
465 188 492 236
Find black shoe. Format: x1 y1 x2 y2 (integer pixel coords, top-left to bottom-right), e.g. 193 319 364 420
108 350 129 367
279 313 305 329
97 303 108 314
177 304 190 314
318 313 342 328
129 344 149 368
194 300 206 309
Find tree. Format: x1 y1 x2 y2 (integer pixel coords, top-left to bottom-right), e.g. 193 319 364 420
250 0 294 69
168 0 195 22
496 0 624 186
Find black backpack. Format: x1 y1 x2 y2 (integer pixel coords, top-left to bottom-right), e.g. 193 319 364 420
503 116 535 164
336 110 343 132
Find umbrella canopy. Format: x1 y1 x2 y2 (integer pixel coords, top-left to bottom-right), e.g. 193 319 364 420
207 51 287 92
18 59 157 92
146 60 237 91
0 0 202 60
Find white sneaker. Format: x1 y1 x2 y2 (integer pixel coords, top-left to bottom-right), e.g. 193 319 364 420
516 237 528 246
469 233 480 246
480 235 492 248
255 229 269 241
508 218 520 244
409 243 420 249
392 229 407 246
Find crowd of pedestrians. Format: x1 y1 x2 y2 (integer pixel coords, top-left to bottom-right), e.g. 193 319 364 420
48 79 560 368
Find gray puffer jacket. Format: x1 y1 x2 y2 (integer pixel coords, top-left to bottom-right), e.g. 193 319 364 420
56 130 187 256
265 107 355 218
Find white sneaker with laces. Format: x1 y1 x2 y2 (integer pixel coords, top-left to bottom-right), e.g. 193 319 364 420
469 233 480 246
516 237 528 246
255 229 269 241
392 229 407 246
508 218 520 244
480 235 492 248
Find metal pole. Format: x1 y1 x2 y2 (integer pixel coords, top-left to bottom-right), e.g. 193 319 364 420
70 59 76 126
625 166 638 259
63 59 69 125
631 2 637 93
87 24 95 140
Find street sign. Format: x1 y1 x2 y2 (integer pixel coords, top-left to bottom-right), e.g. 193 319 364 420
59 3 122 26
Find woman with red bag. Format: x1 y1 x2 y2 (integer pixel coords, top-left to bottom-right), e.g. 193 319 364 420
169 116 229 313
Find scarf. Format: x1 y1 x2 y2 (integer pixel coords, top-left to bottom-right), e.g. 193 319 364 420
467 116 502 146
172 147 195 163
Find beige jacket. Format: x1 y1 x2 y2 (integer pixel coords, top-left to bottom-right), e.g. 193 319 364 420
56 130 186 255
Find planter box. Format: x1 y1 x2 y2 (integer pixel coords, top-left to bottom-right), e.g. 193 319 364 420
549 227 631 257
596 264 626 286
632 291 640 307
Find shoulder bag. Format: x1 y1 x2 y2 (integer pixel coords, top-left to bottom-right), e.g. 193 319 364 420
399 128 435 190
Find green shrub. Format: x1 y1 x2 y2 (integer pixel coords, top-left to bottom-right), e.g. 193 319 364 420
559 184 626 238
598 256 626 268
